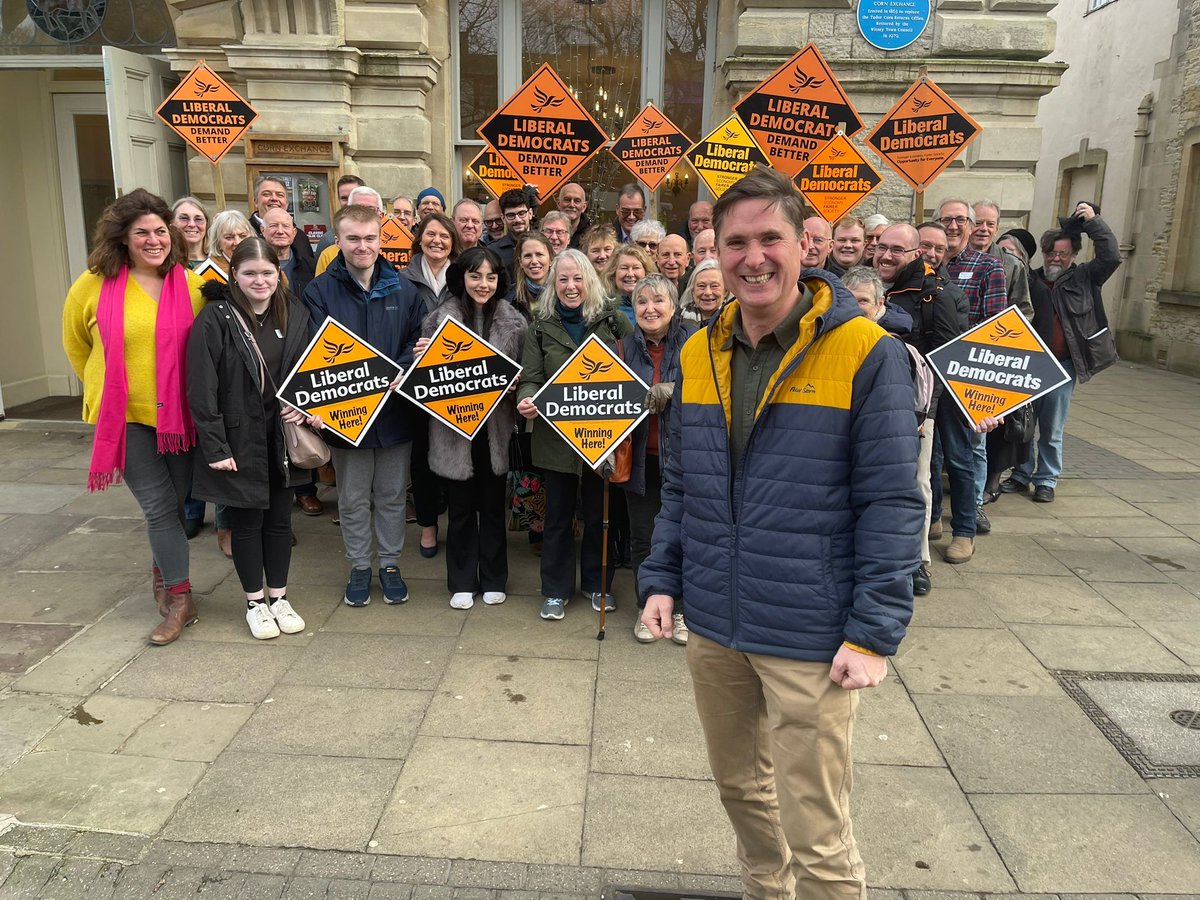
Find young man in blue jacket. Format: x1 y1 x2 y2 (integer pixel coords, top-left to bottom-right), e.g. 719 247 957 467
303 204 424 607
640 168 923 898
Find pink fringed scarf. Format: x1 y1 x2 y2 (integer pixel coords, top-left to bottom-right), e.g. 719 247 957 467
88 264 196 491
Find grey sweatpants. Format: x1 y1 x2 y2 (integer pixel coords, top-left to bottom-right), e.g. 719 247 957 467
333 442 412 570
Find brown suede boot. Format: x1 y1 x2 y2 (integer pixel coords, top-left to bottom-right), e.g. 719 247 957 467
152 568 170 617
216 528 233 559
150 592 198 645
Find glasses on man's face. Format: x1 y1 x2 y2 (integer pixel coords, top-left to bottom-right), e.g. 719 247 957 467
875 244 916 258
503 210 530 222
937 216 972 227
484 217 503 228
1045 249 1074 260
620 207 644 219
808 236 828 247
919 240 947 255
636 241 659 252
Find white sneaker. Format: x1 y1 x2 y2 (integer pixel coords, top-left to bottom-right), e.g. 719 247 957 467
482 591 506 605
450 592 475 610
246 602 280 640
671 612 689 646
269 597 305 634
633 619 657 643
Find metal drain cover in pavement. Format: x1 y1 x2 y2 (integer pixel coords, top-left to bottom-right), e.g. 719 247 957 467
1055 671 1200 777
604 888 739 900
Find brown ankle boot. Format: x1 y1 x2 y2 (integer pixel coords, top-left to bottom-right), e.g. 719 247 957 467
216 528 233 559
152 569 170 617
150 592 198 645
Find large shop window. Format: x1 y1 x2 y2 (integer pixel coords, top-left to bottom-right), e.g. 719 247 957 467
455 0 712 224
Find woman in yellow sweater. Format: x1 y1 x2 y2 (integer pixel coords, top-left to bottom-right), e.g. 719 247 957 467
62 188 206 647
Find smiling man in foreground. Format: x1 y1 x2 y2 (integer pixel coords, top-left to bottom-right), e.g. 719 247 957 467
639 167 923 899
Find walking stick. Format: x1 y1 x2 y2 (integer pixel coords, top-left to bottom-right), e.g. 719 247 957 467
598 474 610 641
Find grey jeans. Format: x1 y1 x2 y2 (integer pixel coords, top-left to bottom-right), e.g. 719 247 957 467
333 442 412 570
122 423 192 587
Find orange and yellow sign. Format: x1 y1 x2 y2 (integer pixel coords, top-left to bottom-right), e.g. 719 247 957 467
734 44 864 176
926 307 1071 427
608 103 691 191
276 318 402 447
395 317 522 440
794 133 883 223
192 258 227 285
379 216 413 271
477 64 609 198
533 335 649 468
685 114 770 199
867 75 982 191
467 147 525 200
156 62 258 164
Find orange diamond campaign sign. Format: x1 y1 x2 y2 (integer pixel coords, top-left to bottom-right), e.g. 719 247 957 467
685 114 770 199
395 317 522 441
867 75 982 191
608 103 691 191
467 147 524 200
277 318 402 447
926 307 1070 427
734 44 864 176
477 64 609 198
156 62 258 164
191 258 227 285
379 215 413 271
794 133 883 223
533 335 650 469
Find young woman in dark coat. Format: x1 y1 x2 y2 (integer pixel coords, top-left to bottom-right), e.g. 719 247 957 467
415 247 529 609
188 238 322 640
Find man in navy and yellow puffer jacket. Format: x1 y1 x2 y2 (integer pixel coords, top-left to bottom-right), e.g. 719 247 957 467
639 168 922 899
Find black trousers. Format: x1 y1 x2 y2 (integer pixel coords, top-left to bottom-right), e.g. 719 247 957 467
410 424 444 529
623 453 662 608
541 467 612 598
444 438 509 593
226 478 294 593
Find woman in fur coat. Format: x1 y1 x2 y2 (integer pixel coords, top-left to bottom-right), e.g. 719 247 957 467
417 247 529 609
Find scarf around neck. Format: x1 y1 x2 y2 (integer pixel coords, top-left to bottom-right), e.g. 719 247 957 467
88 264 196 491
556 300 586 345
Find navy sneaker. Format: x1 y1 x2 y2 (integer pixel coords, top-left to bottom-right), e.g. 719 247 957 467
380 565 409 604
343 567 372 607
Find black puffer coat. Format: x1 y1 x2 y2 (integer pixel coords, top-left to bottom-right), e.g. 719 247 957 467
187 281 312 508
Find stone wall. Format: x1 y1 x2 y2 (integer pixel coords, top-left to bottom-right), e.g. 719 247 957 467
165 0 447 208
1114 0 1200 375
719 0 1064 228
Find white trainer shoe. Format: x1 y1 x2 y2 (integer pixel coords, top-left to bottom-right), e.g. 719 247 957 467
482 591 506 605
450 592 475 610
671 612 689 646
246 602 280 640
269 597 305 634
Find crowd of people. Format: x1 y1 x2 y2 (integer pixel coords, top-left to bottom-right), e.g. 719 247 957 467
61 161 1120 897
62 168 1119 645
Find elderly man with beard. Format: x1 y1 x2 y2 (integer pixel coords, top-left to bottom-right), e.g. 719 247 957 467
1002 203 1120 503
873 223 969 595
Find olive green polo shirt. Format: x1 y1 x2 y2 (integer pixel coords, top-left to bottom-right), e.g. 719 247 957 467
723 286 814 482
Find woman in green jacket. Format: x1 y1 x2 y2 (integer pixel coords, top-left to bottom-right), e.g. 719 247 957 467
516 249 632 622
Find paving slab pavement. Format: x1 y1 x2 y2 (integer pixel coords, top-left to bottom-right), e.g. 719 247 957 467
2 361 1200 897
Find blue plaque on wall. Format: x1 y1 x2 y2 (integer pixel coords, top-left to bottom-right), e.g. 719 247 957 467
857 0 931 52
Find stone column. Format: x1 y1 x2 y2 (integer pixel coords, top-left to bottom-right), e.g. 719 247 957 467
719 0 1065 226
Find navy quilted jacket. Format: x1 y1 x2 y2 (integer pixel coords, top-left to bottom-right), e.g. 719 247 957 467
638 270 923 660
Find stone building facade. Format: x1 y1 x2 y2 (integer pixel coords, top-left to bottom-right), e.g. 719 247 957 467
1 0 1064 411
1031 0 1200 375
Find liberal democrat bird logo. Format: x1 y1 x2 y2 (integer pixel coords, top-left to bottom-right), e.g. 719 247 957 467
531 87 564 114
579 355 613 381
722 126 739 141
440 335 474 360
642 117 662 132
323 338 354 363
989 323 1024 343
911 97 933 114
192 80 219 97
829 147 846 159
788 66 825 94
